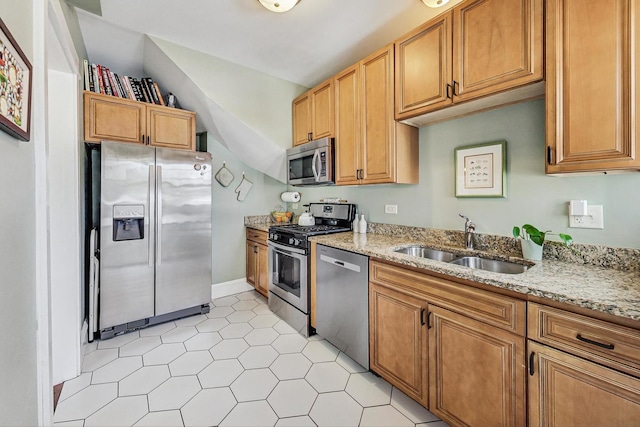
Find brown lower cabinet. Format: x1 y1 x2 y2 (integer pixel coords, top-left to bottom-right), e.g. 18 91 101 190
429 306 525 427
368 260 526 427
528 340 640 426
245 228 268 298
369 282 428 407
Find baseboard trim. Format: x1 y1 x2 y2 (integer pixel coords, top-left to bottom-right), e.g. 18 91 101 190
211 278 253 300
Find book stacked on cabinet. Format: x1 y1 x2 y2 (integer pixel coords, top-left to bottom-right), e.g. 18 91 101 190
83 59 165 106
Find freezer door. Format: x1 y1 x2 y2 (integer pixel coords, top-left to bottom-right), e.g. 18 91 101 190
100 142 156 329
155 148 212 315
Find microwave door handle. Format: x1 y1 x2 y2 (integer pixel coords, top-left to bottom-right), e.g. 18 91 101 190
312 150 320 182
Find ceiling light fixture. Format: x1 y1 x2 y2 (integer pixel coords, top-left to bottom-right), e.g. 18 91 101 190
421 0 450 7
258 0 301 13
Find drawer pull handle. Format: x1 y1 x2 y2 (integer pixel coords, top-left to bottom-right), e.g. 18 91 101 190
576 333 615 350
529 351 535 376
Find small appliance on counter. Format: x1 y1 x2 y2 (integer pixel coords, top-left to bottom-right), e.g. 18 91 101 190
267 202 356 336
297 205 315 226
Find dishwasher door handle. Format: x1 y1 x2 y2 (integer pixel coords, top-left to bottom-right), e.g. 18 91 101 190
319 254 361 273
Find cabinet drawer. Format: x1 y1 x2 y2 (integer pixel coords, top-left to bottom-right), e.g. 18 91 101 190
246 228 268 245
529 303 640 374
370 260 526 336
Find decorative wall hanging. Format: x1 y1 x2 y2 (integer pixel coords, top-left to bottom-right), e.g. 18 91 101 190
215 161 235 187
0 18 32 141
235 173 253 202
454 140 506 198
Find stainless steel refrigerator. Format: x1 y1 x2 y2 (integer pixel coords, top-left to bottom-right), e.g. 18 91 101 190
92 141 212 339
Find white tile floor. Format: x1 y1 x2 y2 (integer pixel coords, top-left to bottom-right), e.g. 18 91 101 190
54 290 448 427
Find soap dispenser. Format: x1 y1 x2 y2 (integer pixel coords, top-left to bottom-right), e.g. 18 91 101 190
352 213 360 233
358 214 367 234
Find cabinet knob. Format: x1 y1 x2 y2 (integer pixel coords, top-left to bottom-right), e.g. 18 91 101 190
307 132 312 141
547 146 553 165
453 80 459 96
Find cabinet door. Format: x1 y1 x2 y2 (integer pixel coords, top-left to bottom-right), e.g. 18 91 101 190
452 0 543 102
370 283 428 407
334 64 361 185
395 13 452 120
529 341 640 426
429 305 526 427
256 244 269 298
546 0 639 173
84 92 145 144
311 80 334 140
246 241 257 286
361 45 396 184
292 92 311 146
147 106 196 151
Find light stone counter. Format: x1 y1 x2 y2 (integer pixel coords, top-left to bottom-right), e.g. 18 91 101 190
310 231 640 323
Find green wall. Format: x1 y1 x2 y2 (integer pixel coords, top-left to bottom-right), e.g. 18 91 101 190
0 1 40 424
294 99 640 249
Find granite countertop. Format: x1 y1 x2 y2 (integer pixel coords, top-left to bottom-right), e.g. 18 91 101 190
310 231 640 323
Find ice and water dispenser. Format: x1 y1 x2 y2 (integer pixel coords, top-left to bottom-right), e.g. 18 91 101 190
112 205 144 241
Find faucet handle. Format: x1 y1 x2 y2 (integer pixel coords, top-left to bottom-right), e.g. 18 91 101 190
458 213 468 221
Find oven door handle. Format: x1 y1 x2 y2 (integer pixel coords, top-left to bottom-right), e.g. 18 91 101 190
272 247 307 261
311 150 320 182
268 241 307 256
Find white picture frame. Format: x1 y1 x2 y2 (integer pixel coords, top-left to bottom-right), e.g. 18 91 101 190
455 141 506 198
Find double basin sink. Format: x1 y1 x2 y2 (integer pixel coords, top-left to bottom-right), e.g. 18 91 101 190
394 246 530 275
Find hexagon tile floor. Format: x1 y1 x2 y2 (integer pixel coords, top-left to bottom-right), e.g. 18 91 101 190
53 290 449 427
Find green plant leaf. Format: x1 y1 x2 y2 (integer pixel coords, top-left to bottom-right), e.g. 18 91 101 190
512 226 521 239
559 233 573 246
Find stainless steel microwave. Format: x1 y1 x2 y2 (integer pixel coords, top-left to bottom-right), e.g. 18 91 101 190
287 137 334 186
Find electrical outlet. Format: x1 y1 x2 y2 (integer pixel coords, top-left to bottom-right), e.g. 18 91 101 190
385 204 398 214
569 205 604 229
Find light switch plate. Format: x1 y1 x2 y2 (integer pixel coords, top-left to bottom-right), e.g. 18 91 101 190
569 205 604 229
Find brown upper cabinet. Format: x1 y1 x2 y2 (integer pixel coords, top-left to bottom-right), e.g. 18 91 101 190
335 45 419 185
84 91 196 151
546 0 640 173
395 0 544 126
292 79 334 146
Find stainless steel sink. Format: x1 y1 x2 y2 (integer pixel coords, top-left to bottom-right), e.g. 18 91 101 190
394 246 460 262
449 256 529 274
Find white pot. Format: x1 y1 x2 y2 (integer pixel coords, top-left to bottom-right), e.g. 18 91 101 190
521 239 543 261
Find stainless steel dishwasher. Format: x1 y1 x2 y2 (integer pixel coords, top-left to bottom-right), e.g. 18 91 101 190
315 244 369 370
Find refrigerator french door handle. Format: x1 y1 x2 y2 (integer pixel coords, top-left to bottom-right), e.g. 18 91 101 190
148 165 155 268
156 165 163 267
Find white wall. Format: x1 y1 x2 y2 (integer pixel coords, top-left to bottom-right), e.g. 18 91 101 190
208 135 286 283
294 99 640 249
0 1 41 425
48 69 82 385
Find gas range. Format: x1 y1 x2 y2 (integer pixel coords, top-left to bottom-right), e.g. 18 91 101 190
268 203 356 251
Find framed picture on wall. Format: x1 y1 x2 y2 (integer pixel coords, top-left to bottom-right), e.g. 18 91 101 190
454 141 506 198
0 18 32 141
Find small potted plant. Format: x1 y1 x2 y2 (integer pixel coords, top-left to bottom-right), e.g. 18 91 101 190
512 224 573 261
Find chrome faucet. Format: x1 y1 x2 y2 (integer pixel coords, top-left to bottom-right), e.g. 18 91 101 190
459 213 475 250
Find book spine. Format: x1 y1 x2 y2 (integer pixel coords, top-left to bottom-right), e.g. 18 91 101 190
153 82 165 106
108 70 121 97
131 78 145 102
96 64 106 94
122 76 135 100
113 73 127 98
100 66 113 96
83 59 90 91
91 64 100 93
140 79 152 103
144 78 160 104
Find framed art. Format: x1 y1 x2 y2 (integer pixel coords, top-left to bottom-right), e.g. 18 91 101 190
0 18 32 141
455 141 506 198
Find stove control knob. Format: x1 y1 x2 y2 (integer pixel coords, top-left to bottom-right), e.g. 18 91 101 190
293 238 301 246
288 238 295 245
